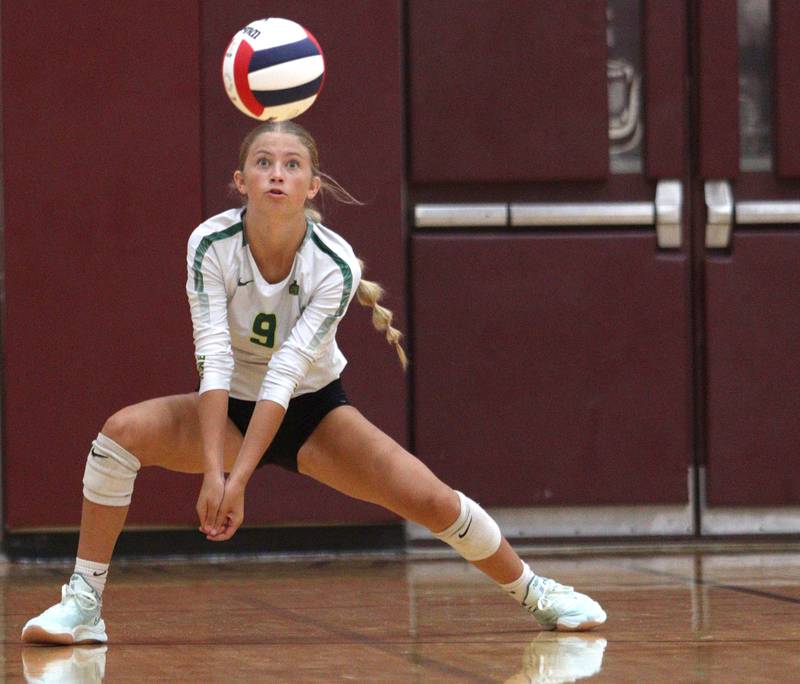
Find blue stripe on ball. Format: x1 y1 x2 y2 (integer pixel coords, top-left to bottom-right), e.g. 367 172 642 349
249 38 321 72
252 74 324 107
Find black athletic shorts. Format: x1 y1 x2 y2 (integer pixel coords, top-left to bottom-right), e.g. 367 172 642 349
226 378 349 472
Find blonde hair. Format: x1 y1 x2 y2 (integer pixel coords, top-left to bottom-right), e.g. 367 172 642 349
235 120 360 222
356 260 408 370
236 121 408 370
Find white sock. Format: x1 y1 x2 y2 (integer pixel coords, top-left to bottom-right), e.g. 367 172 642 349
500 561 549 607
74 557 109 597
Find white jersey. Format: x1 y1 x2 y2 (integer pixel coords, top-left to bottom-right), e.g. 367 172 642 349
186 207 361 408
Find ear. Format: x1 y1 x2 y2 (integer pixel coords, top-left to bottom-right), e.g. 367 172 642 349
233 169 246 195
307 175 322 200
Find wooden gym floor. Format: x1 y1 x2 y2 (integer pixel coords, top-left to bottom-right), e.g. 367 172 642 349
4 547 799 682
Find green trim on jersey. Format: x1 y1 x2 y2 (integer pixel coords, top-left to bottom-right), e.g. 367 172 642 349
192 222 244 292
300 218 314 246
310 230 353 348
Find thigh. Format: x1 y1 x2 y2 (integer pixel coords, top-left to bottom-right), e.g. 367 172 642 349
102 393 243 474
297 406 458 529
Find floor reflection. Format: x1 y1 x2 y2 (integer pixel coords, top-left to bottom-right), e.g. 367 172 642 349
22 645 106 684
502 633 607 684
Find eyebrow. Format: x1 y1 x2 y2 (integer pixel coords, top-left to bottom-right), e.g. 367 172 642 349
252 148 304 158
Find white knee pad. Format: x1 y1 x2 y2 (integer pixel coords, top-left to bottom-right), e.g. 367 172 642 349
434 491 502 561
82 433 141 506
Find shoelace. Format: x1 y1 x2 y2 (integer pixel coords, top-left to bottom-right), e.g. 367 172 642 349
523 578 559 614
61 582 99 612
536 580 576 612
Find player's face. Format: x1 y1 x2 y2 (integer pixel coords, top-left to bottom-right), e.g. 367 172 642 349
234 132 321 215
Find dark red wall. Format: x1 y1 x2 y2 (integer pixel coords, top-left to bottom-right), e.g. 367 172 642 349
3 1 405 528
3 1 202 528
7 1 797 533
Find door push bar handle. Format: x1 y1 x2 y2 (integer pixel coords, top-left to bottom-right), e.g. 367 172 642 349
705 180 800 248
509 202 654 226
414 180 683 248
736 201 800 224
414 204 507 227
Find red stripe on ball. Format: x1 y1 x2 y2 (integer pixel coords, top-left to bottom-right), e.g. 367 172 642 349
233 40 264 117
303 27 326 95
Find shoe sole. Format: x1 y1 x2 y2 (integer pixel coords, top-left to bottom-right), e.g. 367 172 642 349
21 624 107 645
555 619 605 632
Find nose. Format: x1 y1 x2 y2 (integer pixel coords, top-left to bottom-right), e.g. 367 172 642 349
270 163 285 181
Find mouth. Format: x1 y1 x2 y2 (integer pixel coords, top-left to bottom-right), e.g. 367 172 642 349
267 188 286 196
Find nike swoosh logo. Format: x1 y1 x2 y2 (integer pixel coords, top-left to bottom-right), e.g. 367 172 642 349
90 448 109 459
457 514 472 538
237 279 254 287
92 570 107 576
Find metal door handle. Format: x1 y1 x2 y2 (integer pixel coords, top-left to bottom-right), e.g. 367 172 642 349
704 180 733 248
414 204 506 227
414 180 683 248
736 201 800 224
705 180 800 248
509 202 653 226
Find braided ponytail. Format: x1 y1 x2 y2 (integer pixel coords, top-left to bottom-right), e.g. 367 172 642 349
356 260 408 370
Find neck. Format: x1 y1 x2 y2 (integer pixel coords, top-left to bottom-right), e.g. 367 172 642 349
244 208 308 284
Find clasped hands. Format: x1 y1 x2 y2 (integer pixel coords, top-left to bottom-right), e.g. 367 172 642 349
196 472 245 541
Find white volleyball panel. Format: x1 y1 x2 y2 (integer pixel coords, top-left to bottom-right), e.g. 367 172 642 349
248 55 324 91
254 18 309 49
258 94 318 121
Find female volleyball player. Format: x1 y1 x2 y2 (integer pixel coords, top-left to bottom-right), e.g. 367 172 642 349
22 122 606 645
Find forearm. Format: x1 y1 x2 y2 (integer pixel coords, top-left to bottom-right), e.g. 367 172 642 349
228 400 286 487
198 389 229 475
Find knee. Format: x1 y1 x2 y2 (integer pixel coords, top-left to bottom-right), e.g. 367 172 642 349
100 406 149 463
417 485 461 533
296 441 324 477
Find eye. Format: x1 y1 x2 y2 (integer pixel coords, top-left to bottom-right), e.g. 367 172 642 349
287 159 300 169
255 157 269 167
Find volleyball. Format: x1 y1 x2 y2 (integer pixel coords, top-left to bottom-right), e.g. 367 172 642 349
222 18 325 121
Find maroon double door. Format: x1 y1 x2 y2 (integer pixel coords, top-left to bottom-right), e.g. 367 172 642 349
409 0 800 530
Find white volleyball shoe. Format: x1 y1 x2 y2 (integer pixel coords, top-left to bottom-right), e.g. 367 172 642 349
524 577 607 632
21 574 107 645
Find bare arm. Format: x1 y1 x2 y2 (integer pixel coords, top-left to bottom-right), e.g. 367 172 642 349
207 399 286 541
198 389 229 475
196 389 229 535
229 399 286 488
186 227 235 535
